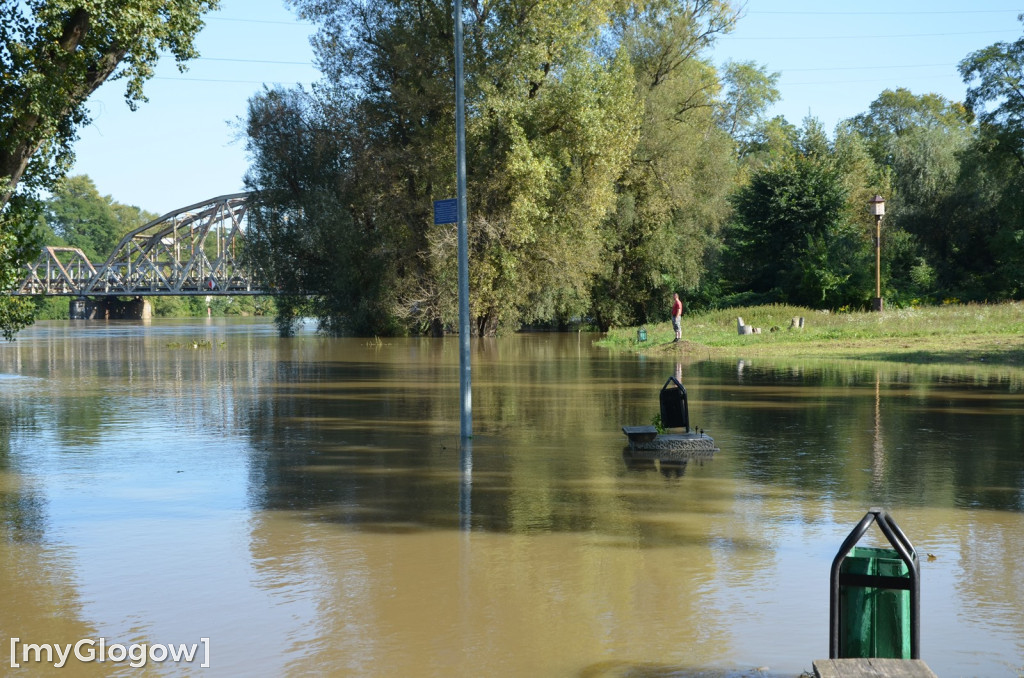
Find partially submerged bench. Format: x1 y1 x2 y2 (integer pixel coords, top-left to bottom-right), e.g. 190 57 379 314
621 425 658 444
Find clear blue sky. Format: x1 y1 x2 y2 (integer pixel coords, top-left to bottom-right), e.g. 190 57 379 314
70 0 1024 216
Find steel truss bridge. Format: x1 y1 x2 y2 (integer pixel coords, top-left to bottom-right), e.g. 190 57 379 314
12 193 267 297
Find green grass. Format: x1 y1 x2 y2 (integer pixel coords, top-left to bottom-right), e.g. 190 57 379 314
600 302 1024 366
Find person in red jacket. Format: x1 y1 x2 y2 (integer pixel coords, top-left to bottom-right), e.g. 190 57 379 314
671 293 683 343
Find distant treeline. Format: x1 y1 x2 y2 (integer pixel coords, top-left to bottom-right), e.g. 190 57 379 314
237 1 1024 337
23 2 1024 334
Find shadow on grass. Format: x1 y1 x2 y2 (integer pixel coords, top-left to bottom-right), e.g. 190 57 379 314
850 346 1024 366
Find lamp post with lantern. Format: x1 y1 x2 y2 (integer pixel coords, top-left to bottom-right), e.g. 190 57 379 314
868 194 885 311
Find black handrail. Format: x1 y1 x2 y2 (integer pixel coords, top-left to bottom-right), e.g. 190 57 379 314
829 508 920 659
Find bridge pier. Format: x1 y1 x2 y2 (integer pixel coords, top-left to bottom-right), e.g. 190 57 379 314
70 297 152 320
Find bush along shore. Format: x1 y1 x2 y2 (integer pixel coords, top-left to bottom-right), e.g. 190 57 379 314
598 302 1024 367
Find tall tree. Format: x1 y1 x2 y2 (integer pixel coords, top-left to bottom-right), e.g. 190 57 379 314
246 0 655 335
44 174 155 262
717 60 781 142
955 16 1024 299
589 0 741 329
959 15 1024 168
842 89 973 303
723 119 875 308
243 86 393 336
846 88 974 167
735 114 799 169
464 1 640 333
0 0 218 339
1 0 218 205
945 137 1024 299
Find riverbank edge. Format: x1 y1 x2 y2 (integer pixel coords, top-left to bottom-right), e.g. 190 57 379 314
596 304 1024 368
628 333 1024 367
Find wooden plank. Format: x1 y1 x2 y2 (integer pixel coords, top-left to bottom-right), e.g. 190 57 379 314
813 658 937 678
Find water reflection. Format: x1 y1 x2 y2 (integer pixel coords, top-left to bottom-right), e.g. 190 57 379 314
0 321 1022 676
459 437 472 532
698 360 1024 513
621 446 719 479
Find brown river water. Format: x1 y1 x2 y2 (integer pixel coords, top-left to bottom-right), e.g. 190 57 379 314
0 318 1022 677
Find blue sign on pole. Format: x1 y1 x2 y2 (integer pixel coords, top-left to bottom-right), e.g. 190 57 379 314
433 198 458 225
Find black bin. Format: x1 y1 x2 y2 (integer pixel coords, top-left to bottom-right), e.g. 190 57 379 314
660 376 689 431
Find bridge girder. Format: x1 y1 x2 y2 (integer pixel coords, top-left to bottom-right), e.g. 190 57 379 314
12 193 267 297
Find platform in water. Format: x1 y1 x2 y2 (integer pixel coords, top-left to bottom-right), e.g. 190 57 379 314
621 426 719 455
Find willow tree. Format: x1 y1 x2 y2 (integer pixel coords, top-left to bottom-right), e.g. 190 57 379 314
590 0 746 328
463 1 640 333
0 0 219 339
246 0 644 335
242 87 394 336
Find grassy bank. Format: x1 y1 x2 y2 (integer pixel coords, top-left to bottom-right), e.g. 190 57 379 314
598 302 1024 366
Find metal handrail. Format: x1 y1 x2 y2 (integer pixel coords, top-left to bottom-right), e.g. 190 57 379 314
829 508 920 659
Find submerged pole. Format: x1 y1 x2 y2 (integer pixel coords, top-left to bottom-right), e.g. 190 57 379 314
455 0 472 439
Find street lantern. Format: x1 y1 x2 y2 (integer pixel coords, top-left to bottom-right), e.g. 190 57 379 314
868 194 885 218
868 195 885 311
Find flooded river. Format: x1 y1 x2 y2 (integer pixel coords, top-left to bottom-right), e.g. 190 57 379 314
1 319 1022 676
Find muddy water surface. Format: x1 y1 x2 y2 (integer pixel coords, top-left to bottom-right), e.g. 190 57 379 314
1 319 1022 676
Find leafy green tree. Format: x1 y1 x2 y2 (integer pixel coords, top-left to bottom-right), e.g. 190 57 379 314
589 0 741 328
723 119 874 308
108 201 157 247
247 0 669 335
0 0 219 339
296 0 462 333
843 89 973 241
960 15 1024 166
734 114 799 170
939 134 1024 300
846 88 974 166
32 294 70 320
717 60 781 142
465 6 640 334
954 18 1024 299
43 174 154 262
591 59 735 328
841 89 975 304
243 86 392 336
0 196 38 339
